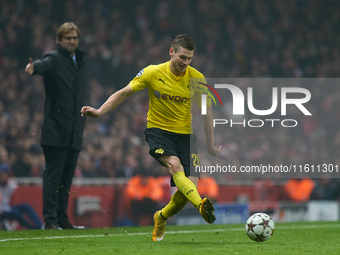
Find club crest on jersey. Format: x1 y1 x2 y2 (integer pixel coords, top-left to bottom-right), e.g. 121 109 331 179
154 90 161 99
136 69 144 77
155 148 164 154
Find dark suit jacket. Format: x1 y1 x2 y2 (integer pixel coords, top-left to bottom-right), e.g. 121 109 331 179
33 44 88 150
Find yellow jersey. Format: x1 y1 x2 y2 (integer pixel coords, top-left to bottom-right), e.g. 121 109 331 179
129 60 211 134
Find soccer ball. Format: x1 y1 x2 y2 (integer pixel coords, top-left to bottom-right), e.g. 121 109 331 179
245 212 275 242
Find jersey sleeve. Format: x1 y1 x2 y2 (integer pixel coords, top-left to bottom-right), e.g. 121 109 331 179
129 65 153 92
193 77 212 108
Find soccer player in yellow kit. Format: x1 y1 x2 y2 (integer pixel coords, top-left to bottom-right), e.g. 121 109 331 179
81 34 221 241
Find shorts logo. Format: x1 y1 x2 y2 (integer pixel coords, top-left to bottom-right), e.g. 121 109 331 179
154 90 161 99
136 69 144 77
155 148 164 154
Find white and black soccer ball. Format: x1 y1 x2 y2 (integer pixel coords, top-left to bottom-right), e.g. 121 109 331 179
245 213 275 242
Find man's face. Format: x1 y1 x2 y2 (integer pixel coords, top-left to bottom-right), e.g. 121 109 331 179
169 46 194 75
58 30 79 53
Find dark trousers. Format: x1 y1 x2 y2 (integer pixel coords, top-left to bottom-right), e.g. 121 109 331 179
42 146 79 225
0 203 43 229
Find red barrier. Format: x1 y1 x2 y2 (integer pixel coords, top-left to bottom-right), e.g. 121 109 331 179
218 184 286 202
10 185 115 228
68 186 115 228
9 183 286 229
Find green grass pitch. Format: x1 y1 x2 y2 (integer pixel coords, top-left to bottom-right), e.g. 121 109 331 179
1 222 339 255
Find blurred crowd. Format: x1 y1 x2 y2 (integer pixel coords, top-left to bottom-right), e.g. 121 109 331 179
1 0 340 200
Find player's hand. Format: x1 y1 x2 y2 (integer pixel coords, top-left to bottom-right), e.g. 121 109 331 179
207 145 222 157
25 58 34 75
81 106 100 118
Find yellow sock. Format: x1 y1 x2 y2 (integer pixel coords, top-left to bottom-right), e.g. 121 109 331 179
172 171 202 210
161 190 188 219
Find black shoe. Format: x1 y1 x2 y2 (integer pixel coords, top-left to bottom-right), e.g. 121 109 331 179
58 221 85 230
44 222 62 230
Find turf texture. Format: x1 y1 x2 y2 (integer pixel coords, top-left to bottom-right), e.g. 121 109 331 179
0 221 339 255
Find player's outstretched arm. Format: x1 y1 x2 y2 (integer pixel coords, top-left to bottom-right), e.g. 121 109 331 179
81 83 135 118
202 106 221 156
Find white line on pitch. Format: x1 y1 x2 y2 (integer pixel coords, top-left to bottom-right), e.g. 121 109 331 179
1 224 340 242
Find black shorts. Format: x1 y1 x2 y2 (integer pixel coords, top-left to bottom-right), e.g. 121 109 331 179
144 128 200 187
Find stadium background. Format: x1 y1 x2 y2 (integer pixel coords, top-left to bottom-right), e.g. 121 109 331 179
1 0 340 228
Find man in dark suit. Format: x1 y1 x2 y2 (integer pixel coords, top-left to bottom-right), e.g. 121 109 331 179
25 22 88 230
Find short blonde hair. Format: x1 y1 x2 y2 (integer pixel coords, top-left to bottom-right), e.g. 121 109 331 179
56 22 81 42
